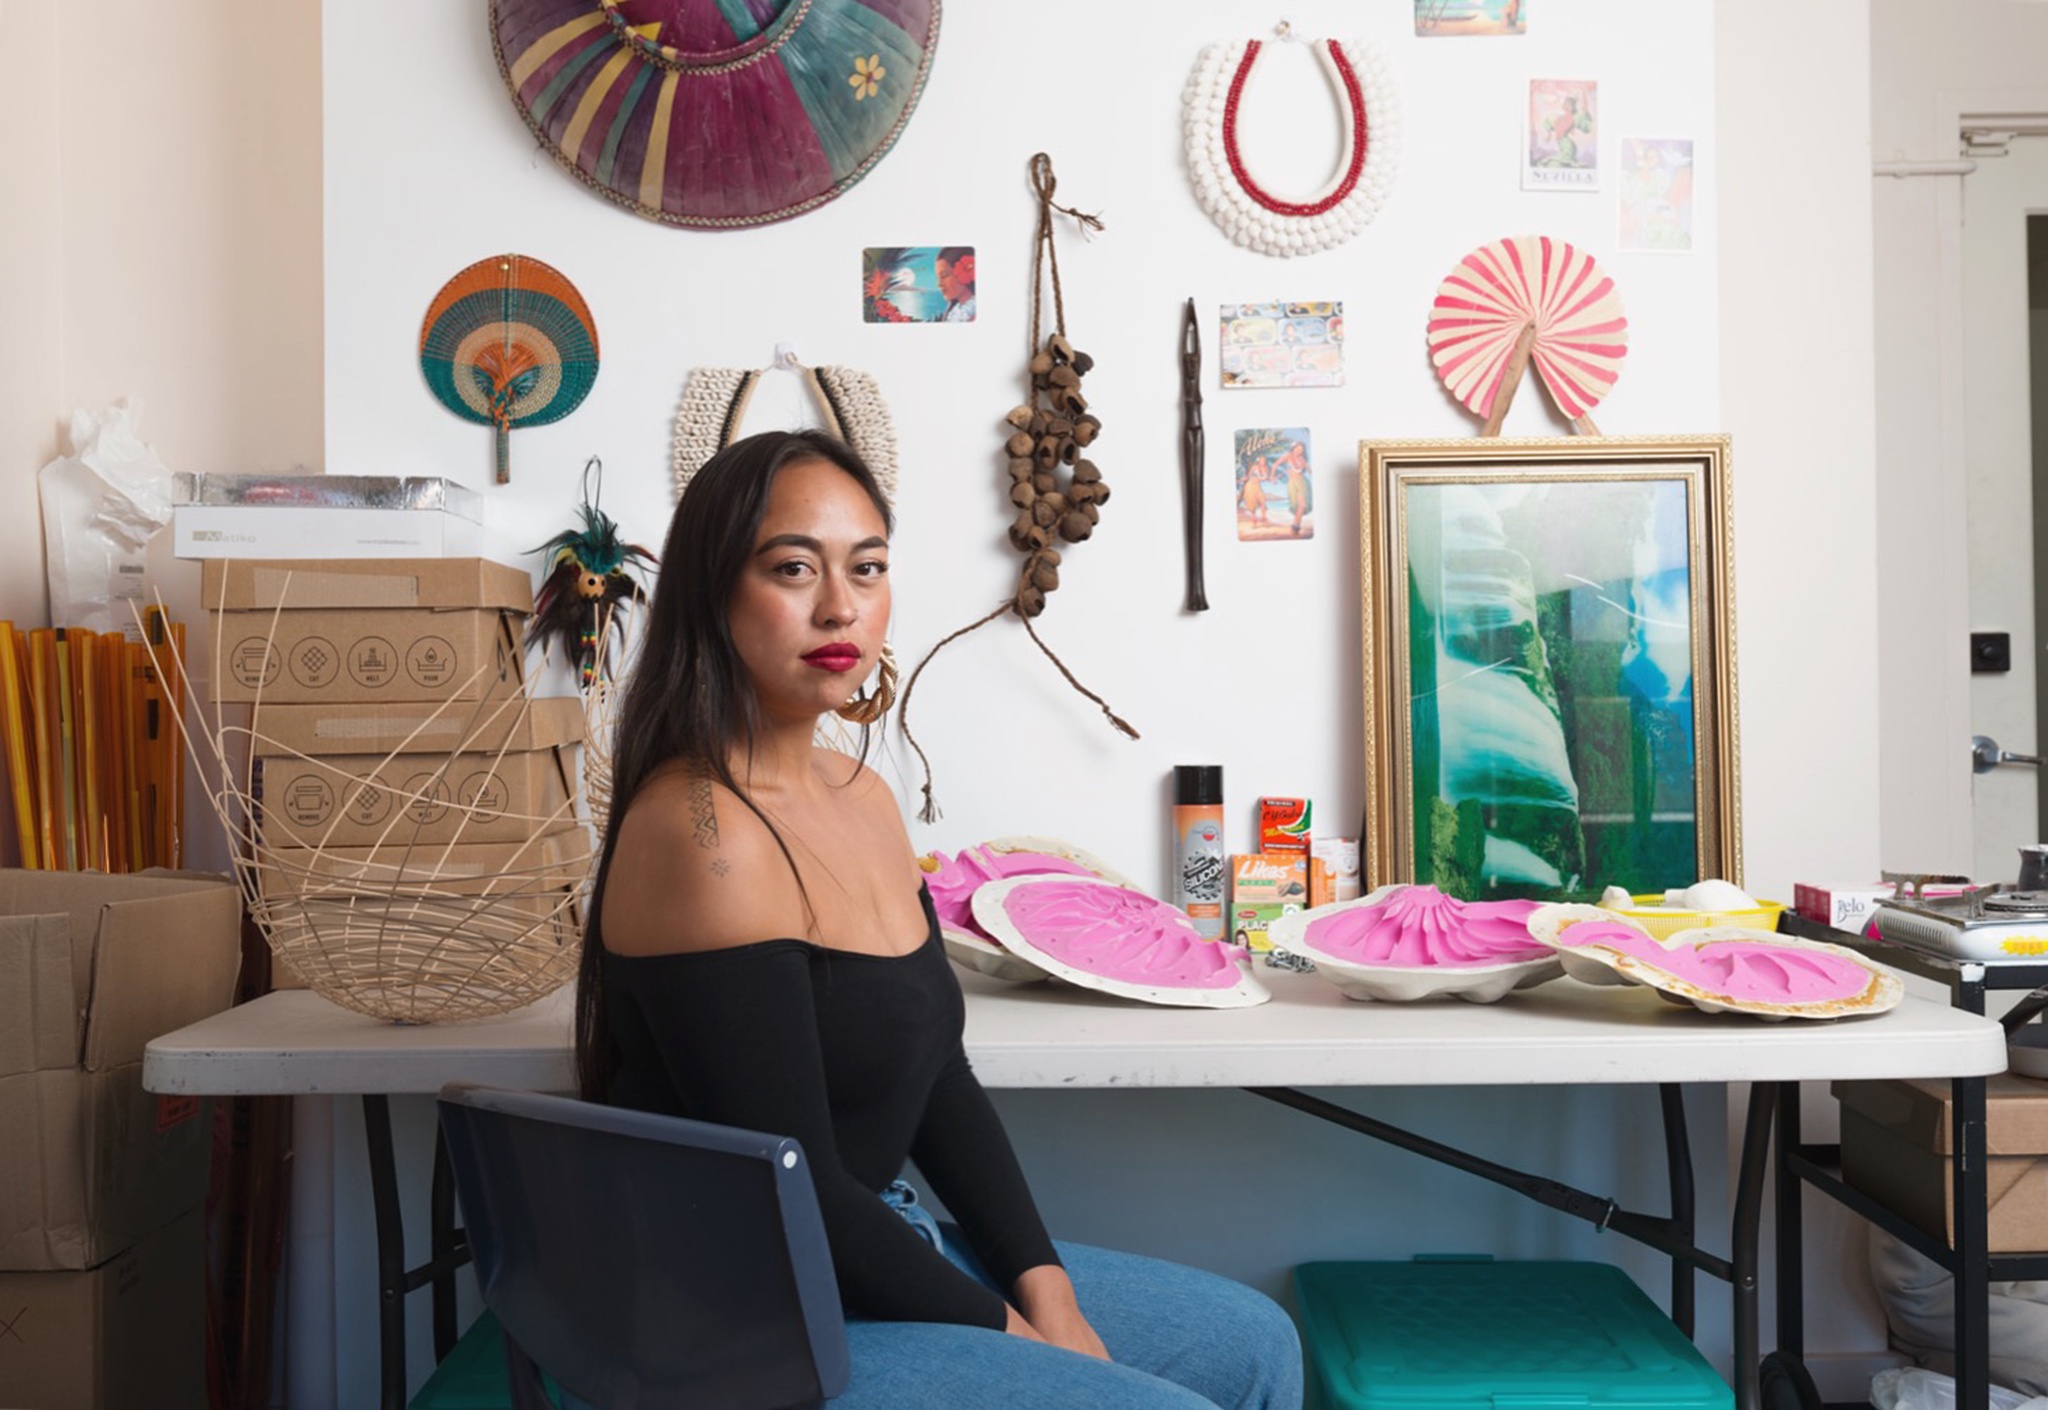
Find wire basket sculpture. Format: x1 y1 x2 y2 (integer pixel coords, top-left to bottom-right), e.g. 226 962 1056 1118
147 592 593 1024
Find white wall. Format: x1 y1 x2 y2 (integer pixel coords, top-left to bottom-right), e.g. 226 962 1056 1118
1871 0 2048 872
0 0 325 871
312 2 1762 1405
325 2 1724 897
1716 3 1886 1385
1963 140 2048 880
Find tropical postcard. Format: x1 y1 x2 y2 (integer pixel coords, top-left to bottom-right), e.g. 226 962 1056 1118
1415 0 1526 36
862 246 976 323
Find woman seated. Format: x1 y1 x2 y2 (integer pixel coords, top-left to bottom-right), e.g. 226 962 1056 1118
577 430 1302 1408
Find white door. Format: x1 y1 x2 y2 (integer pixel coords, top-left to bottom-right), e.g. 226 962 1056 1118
1965 137 2048 880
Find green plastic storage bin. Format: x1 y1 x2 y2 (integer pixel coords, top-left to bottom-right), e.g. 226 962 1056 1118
1294 1259 1734 1410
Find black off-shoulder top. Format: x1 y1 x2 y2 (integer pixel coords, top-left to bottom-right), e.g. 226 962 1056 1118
599 884 1060 1330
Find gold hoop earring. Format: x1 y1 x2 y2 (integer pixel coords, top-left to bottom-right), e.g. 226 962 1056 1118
835 644 898 725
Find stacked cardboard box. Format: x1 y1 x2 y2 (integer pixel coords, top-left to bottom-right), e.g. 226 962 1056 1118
1835 1074 2048 1251
0 870 242 1410
199 559 591 988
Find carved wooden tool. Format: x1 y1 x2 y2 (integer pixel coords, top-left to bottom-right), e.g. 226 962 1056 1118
1179 298 1209 611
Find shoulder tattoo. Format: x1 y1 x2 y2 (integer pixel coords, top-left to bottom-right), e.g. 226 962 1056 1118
689 771 720 852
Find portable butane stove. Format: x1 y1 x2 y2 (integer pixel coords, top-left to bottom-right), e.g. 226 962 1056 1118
1869 872 2048 962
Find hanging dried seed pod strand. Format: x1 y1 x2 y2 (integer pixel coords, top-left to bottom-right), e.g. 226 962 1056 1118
898 152 1137 824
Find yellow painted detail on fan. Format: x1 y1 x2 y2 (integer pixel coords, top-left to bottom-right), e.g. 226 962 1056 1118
563 48 636 161
508 12 606 90
640 71 681 211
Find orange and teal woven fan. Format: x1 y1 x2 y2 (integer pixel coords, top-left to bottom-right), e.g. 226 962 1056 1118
419 254 600 484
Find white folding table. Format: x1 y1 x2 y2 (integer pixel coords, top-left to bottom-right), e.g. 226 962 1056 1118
145 966 2007 1410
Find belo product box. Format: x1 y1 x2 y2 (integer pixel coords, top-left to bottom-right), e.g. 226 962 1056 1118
1835 1074 2048 1252
0 870 241 1271
200 557 530 704
1793 881 1966 935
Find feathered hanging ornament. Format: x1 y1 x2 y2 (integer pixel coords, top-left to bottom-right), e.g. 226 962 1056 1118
529 457 656 690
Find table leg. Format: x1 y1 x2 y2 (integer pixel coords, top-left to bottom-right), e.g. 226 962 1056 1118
1659 1084 1696 1338
431 1133 460 1360
1731 1083 1777 1410
361 1094 408 1410
1774 1082 1804 1362
1953 1074 1990 1410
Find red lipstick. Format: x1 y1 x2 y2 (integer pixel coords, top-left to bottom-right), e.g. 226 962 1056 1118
802 643 861 673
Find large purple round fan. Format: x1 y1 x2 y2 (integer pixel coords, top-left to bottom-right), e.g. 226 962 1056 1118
491 0 942 229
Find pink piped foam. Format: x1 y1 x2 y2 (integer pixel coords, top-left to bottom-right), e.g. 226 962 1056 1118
1000 880 1241 989
925 847 1092 940
1304 886 1550 968
1560 920 1873 1004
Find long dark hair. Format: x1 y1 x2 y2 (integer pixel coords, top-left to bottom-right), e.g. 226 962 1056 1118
575 429 895 1101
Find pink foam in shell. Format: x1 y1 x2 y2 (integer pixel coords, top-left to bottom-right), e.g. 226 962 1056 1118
1000 880 1242 989
1560 919 1873 1004
1304 886 1550 968
924 847 1094 941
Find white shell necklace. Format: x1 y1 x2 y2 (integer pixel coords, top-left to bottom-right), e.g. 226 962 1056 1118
1183 28 1400 258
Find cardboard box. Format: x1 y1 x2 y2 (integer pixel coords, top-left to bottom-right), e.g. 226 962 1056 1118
0 1207 205 1410
254 745 578 848
250 698 583 849
1231 853 1310 905
0 871 241 1271
200 558 531 704
1835 1074 2048 1252
1258 797 1312 855
247 692 581 759
1313 836 1362 903
1795 881 1967 935
173 503 487 560
1231 901 1303 954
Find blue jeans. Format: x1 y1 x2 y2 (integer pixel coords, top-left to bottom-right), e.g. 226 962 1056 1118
832 1183 1304 1408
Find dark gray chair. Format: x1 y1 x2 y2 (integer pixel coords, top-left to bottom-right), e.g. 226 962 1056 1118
436 1083 850 1410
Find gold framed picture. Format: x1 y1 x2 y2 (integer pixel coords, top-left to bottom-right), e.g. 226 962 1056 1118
1359 436 1739 900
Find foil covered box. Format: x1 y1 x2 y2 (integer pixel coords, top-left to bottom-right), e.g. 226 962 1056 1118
172 474 487 559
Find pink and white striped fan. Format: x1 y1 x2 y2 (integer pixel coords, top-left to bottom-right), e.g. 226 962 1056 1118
1427 236 1628 423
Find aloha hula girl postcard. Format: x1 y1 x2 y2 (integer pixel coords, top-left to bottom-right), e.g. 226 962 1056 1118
862 246 976 323
1234 428 1314 541
1524 79 1598 191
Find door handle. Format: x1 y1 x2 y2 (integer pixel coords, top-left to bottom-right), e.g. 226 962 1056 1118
1973 734 2042 774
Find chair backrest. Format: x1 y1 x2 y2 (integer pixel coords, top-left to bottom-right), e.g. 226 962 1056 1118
437 1082 850 1410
